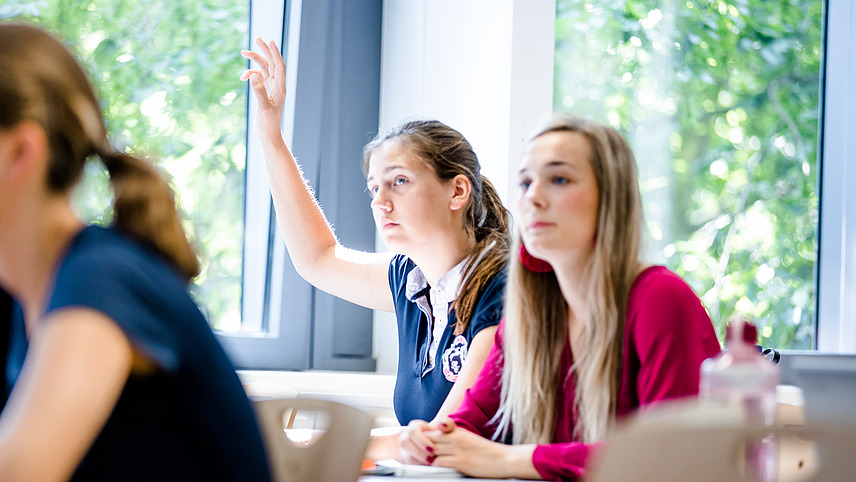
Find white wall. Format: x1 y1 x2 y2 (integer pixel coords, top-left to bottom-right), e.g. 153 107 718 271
372 0 556 373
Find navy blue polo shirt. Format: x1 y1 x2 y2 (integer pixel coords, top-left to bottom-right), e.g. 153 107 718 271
389 254 505 424
2 226 271 481
0 287 25 408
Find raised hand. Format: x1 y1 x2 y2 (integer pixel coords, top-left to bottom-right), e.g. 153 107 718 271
240 37 286 139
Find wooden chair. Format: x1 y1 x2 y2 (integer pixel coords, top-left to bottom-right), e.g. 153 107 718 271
244 382 299 429
253 398 372 482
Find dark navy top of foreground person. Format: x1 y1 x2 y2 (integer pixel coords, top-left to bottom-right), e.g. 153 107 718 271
2 226 271 481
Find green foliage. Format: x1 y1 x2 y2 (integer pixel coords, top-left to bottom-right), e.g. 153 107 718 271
555 0 821 348
2 0 250 330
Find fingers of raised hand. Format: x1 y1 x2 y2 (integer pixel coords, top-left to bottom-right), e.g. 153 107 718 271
239 69 263 83
241 49 269 75
252 38 274 76
254 37 285 77
241 38 286 87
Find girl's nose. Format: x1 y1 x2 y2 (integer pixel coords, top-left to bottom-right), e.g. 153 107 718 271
370 188 392 212
522 179 546 208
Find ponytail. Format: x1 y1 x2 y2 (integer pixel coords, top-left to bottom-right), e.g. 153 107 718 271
0 24 200 281
98 147 201 280
453 176 510 335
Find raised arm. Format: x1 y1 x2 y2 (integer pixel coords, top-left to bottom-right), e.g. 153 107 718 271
241 38 393 312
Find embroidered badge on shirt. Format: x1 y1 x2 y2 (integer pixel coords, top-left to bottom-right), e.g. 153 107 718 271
442 335 468 382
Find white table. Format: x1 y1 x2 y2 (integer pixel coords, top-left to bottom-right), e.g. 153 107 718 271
360 478 530 481
360 477 464 481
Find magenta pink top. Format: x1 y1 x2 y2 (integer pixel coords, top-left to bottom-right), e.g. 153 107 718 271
449 266 722 481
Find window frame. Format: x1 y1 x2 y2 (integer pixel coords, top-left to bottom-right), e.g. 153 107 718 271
816 0 856 353
240 0 291 335
215 0 302 367
217 0 382 370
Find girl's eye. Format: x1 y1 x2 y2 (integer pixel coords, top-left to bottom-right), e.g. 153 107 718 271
518 178 532 190
368 186 379 197
552 176 570 185
394 177 408 186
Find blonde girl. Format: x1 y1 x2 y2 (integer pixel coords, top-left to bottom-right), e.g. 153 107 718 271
398 115 720 480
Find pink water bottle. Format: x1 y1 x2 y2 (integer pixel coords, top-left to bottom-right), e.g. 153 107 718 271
700 318 780 481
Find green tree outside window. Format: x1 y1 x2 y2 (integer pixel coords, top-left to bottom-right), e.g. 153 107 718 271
1 0 250 330
555 0 821 348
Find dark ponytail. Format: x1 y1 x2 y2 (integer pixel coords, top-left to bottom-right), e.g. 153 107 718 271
0 23 199 280
98 148 201 280
454 176 509 334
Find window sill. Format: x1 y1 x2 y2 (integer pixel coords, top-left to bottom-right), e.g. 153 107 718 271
237 369 398 428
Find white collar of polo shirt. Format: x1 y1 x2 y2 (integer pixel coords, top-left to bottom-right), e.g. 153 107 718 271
405 258 467 374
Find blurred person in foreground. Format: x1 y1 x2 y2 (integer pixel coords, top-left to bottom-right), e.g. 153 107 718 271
0 23 270 480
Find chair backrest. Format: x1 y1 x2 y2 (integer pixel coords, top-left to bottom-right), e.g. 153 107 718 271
589 414 856 482
244 383 300 429
253 398 372 482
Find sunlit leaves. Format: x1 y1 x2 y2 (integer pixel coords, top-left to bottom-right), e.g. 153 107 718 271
555 0 821 348
2 0 250 329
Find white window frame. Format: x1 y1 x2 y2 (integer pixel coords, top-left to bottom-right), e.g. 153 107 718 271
216 0 304 365
219 0 381 370
241 0 301 333
816 0 856 353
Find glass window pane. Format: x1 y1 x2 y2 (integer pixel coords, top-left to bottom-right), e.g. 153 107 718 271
554 0 823 349
3 1 250 331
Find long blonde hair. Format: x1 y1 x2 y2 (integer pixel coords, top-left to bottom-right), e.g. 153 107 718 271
494 115 642 444
0 23 200 280
364 120 510 334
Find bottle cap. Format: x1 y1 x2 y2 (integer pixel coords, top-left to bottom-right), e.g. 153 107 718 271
726 317 757 345
742 322 758 345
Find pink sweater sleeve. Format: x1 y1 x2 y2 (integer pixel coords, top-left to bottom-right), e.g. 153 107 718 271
450 323 593 480
531 442 601 481
626 268 721 407
528 271 719 480
451 269 720 481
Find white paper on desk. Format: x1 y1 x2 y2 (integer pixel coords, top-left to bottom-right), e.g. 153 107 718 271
375 459 463 478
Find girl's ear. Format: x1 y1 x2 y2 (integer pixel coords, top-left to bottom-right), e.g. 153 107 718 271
1 121 48 186
449 174 472 211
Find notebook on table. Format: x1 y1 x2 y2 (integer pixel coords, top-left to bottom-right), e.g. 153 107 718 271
367 459 463 478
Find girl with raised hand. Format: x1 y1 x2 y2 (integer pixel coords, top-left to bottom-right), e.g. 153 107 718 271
0 23 270 480
398 115 721 480
240 38 509 450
